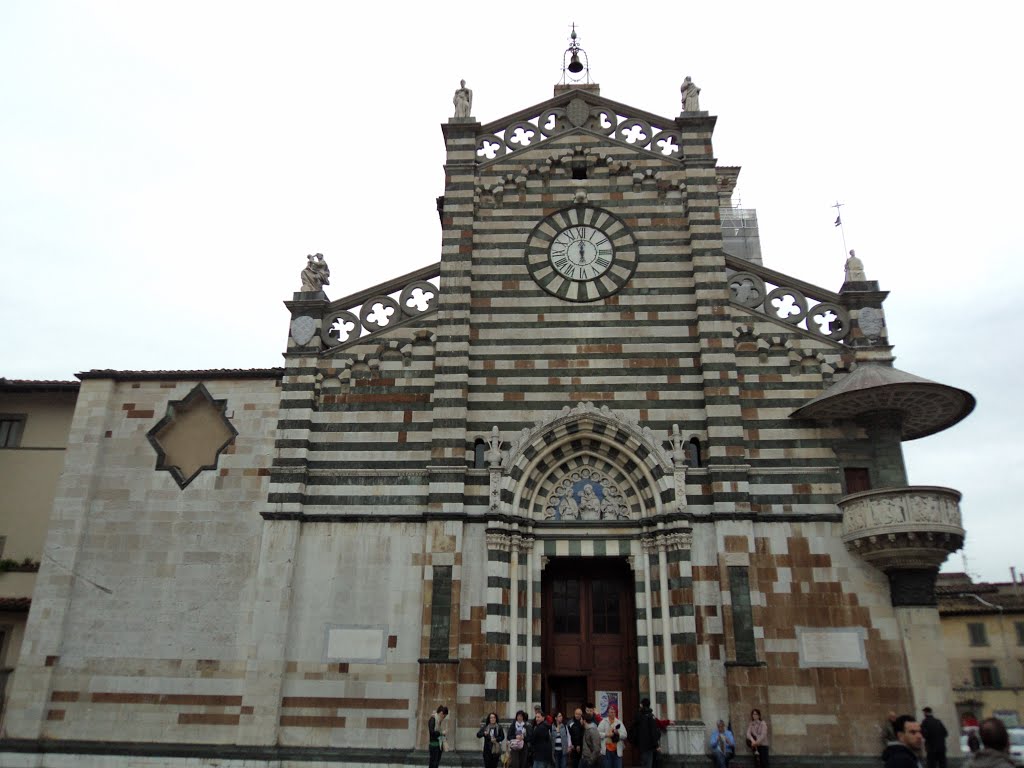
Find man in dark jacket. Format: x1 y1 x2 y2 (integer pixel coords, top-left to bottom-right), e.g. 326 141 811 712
882 715 924 768
630 698 661 768
530 710 552 768
568 708 585 768
920 707 948 768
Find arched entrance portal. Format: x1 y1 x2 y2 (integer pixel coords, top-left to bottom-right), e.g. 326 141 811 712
541 557 637 723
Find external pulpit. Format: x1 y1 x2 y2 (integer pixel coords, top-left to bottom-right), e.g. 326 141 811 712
791 358 974 752
839 486 964 605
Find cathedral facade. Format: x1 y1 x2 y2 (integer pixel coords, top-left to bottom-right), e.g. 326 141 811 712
0 80 974 767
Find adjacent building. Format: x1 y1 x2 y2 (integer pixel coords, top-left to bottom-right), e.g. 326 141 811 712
938 572 1024 729
0 379 78 716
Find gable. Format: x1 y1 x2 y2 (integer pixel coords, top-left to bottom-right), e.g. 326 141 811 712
475 88 689 168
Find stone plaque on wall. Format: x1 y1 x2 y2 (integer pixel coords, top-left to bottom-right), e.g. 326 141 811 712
324 625 387 663
796 626 867 668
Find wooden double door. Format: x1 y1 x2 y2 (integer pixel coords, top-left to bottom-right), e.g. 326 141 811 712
541 558 637 724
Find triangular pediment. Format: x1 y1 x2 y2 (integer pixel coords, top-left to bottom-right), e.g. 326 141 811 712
475 87 696 167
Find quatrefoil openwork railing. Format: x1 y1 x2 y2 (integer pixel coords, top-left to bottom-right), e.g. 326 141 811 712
727 268 851 342
321 274 440 349
475 97 683 162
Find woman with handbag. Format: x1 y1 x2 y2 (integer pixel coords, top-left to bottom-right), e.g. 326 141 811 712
509 710 530 768
478 712 506 768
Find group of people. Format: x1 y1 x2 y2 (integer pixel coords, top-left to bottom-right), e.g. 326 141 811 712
881 708 948 768
882 708 1017 768
706 711 770 768
465 701 659 768
457 701 769 768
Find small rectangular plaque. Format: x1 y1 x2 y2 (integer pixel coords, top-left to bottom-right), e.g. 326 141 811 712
796 626 867 668
325 625 386 663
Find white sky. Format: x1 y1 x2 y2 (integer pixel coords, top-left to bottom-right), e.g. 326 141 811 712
1 2 1021 582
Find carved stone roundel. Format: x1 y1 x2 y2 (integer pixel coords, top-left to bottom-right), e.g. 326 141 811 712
290 315 316 346
567 98 590 128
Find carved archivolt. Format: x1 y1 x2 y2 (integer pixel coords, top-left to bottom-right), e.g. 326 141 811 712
500 402 677 521
506 401 672 473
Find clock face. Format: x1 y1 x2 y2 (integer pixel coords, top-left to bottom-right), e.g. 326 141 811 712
525 207 638 302
549 225 614 281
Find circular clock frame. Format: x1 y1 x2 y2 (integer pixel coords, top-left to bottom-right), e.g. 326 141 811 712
525 206 638 302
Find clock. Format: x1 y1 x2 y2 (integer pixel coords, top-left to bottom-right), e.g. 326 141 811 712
525 207 638 302
549 225 613 281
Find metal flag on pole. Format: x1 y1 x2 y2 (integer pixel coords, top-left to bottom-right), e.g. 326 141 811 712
831 201 848 257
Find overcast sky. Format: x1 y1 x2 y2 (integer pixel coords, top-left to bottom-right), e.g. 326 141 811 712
2 2 1020 582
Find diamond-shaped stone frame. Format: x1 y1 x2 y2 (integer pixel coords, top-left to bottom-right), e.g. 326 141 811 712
146 383 238 489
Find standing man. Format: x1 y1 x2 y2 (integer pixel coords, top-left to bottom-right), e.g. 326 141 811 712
882 715 924 768
531 709 552 768
428 705 449 768
598 705 627 768
921 707 949 768
581 712 601 768
568 708 585 768
630 698 660 768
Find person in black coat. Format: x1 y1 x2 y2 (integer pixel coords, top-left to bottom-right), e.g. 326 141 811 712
882 715 925 768
630 698 661 768
530 710 553 768
567 708 585 768
920 707 949 768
